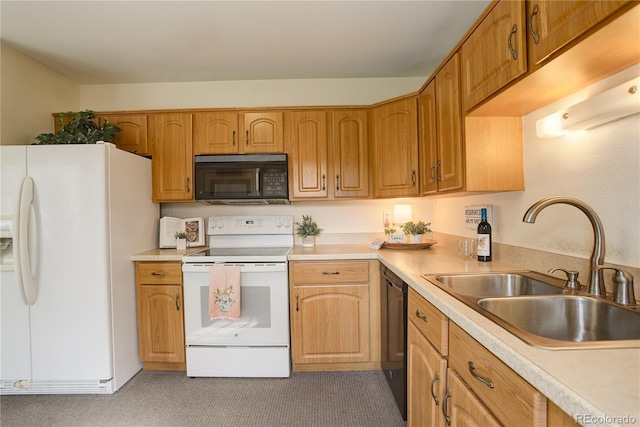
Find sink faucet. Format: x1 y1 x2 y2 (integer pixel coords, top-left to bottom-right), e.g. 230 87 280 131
522 197 606 297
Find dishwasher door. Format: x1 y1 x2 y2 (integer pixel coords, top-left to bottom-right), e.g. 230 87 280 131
380 264 407 420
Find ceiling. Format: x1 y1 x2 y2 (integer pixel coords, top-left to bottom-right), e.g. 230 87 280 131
1 1 491 85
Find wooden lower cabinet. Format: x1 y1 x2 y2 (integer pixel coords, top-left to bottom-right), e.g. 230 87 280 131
408 288 560 426
407 319 447 427
135 261 186 371
289 260 380 371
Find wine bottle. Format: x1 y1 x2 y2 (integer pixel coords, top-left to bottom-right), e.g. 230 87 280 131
477 208 492 262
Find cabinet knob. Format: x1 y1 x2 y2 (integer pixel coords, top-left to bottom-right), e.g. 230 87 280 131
151 271 169 276
415 309 428 323
175 293 180 311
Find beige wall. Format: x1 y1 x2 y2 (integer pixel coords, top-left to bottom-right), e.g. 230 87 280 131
0 44 81 145
80 77 425 111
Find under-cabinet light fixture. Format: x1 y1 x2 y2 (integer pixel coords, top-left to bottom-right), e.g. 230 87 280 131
536 76 640 139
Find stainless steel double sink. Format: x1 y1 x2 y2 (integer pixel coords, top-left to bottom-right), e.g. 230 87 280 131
421 271 640 349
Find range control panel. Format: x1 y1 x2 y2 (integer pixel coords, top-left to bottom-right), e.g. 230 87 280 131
207 216 293 235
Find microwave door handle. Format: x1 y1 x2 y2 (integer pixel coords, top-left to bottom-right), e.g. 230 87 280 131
255 168 260 196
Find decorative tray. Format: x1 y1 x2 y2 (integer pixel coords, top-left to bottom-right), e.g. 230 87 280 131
381 240 437 250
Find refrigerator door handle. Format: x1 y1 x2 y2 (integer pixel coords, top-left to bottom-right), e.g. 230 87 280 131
18 177 38 305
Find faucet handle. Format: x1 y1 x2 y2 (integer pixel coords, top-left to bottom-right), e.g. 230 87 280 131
592 266 636 306
548 268 581 289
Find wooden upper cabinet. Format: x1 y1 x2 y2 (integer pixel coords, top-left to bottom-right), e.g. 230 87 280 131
527 0 630 65
150 113 193 202
331 110 369 198
285 110 329 199
98 114 149 155
420 54 464 196
371 98 419 198
240 111 284 153
418 81 438 195
435 54 464 193
192 112 239 154
461 0 527 112
194 111 283 154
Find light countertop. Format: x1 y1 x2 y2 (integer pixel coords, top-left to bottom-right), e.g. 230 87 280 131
134 243 640 425
130 247 203 261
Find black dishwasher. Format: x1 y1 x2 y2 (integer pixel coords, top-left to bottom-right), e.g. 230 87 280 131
380 264 407 420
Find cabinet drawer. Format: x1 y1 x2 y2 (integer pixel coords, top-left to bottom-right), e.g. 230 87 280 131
136 262 183 285
407 288 448 356
291 261 369 285
449 322 546 427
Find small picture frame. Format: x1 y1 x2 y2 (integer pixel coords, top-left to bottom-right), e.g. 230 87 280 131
184 218 205 247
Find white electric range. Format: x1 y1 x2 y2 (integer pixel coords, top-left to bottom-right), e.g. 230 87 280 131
181 216 293 378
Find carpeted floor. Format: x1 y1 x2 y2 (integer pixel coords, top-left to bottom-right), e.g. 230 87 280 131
1 370 405 427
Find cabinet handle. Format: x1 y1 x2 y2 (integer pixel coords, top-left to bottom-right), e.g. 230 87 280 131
415 309 428 323
411 169 417 187
322 174 326 191
186 177 191 193
436 160 442 182
295 293 299 312
322 271 341 276
429 163 436 183
151 272 169 276
508 24 518 60
442 387 451 426
430 372 440 405
232 130 236 146
175 293 180 311
529 4 540 45
245 130 249 146
336 174 340 191
468 361 495 389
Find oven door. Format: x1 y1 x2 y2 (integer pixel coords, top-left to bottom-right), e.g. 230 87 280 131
182 262 289 346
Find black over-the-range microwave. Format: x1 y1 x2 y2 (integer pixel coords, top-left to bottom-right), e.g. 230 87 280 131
194 153 289 205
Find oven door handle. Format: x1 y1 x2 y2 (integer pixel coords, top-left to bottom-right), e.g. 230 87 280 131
182 262 287 273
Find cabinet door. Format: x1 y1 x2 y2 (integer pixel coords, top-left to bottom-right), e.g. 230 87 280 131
435 53 464 193
98 114 149 155
372 98 419 198
528 0 629 65
461 0 527 111
291 285 370 364
137 285 185 364
407 320 447 427
241 111 284 153
332 110 369 198
192 112 239 154
286 111 329 199
445 369 502 427
418 80 438 195
150 113 193 202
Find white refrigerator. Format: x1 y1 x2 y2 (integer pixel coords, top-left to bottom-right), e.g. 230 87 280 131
0 143 159 394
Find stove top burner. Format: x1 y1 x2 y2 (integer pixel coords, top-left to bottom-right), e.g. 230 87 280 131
183 246 291 263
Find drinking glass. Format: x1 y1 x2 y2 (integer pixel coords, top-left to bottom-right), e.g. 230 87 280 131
458 239 476 259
